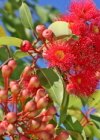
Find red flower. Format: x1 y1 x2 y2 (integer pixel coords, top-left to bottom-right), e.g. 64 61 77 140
69 0 98 21
44 41 75 71
68 70 97 96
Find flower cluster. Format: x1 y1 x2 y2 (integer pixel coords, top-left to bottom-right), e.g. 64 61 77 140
42 0 100 97
0 60 69 140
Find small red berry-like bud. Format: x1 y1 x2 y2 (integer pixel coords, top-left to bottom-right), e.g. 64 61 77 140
36 131 51 140
66 83 76 94
0 121 8 129
42 115 53 122
36 25 46 34
24 100 36 112
2 65 12 78
0 89 7 102
38 122 46 130
9 81 17 88
20 136 29 140
96 71 100 80
45 124 55 134
28 76 40 88
21 89 29 99
30 120 41 129
10 83 20 94
46 106 56 116
42 29 53 40
35 88 46 102
7 124 15 134
22 66 32 78
21 40 33 52
0 124 6 135
8 60 17 70
6 112 17 123
55 131 69 140
37 96 49 109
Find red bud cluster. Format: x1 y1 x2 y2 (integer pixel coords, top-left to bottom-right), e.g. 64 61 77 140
0 61 69 139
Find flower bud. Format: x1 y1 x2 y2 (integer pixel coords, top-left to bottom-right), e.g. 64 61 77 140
21 89 29 100
20 136 29 140
7 124 15 134
24 100 36 112
45 124 55 134
36 25 46 34
37 96 49 109
42 29 53 40
22 66 32 78
30 120 41 129
0 124 6 135
10 83 20 94
0 89 7 102
9 81 17 88
42 115 53 122
6 112 17 123
28 76 40 88
35 88 46 102
21 40 33 52
8 60 17 70
2 65 12 78
46 106 56 116
36 131 51 140
55 131 69 140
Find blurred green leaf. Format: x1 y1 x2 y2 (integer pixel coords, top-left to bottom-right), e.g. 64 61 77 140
0 37 22 47
64 115 83 133
37 68 64 106
14 50 29 59
35 5 49 23
0 109 4 121
19 2 33 29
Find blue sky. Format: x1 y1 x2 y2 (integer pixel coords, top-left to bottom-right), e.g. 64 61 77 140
39 0 100 12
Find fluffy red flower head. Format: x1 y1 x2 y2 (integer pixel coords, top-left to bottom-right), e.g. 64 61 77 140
69 0 98 21
67 70 98 96
43 41 75 71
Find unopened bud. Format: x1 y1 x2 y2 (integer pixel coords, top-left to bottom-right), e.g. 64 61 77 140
36 131 51 140
24 100 36 112
37 96 49 109
0 89 7 102
45 124 55 134
28 76 40 88
35 88 46 102
6 112 17 123
36 25 46 34
30 120 40 129
2 65 12 78
21 40 32 52
46 106 56 116
22 66 32 78
7 124 15 134
8 60 17 70
42 29 53 40
55 131 69 140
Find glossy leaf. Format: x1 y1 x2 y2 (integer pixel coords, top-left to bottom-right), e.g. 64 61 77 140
0 26 6 37
48 21 72 37
35 5 48 23
87 90 100 107
19 2 33 29
37 68 64 106
14 50 29 59
0 37 22 47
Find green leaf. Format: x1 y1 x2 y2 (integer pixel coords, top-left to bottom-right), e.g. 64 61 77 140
0 37 22 47
90 114 100 122
69 131 84 140
64 115 83 133
87 90 100 108
48 21 72 37
0 26 6 37
0 109 4 121
14 50 29 59
19 2 33 29
37 68 64 106
59 92 69 124
35 5 48 23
